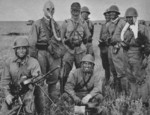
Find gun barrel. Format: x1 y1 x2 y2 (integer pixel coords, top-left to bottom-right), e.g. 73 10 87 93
34 66 60 84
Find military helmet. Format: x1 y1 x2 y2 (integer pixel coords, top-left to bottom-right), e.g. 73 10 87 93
103 8 110 15
71 2 81 10
81 6 90 14
109 5 120 14
81 54 95 64
125 7 138 17
13 37 29 49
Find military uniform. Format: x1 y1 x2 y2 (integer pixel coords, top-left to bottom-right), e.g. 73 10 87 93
29 17 63 114
1 55 41 115
61 18 90 89
107 18 127 93
65 68 102 103
99 22 110 82
84 19 94 55
123 23 150 99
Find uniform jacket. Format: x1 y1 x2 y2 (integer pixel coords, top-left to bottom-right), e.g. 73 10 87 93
61 18 91 54
123 24 150 55
85 19 94 42
107 18 126 45
65 68 102 99
100 22 110 42
2 56 41 97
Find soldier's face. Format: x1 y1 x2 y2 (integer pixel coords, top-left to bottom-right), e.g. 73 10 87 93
81 12 89 20
15 46 28 59
71 9 80 17
110 12 118 20
44 7 55 19
104 13 110 22
81 61 94 73
126 16 134 25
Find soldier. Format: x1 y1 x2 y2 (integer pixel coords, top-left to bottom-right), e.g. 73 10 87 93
29 0 65 114
99 9 111 84
122 7 150 105
106 5 127 94
0 37 41 115
61 2 91 92
64 54 103 106
81 6 94 56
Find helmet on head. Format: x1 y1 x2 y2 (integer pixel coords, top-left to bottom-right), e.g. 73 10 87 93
71 2 81 10
103 8 110 15
109 5 120 15
81 54 95 64
125 7 138 17
81 6 90 14
13 37 29 49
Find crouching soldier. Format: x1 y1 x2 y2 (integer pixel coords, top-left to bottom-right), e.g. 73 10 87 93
0 37 41 115
63 54 103 114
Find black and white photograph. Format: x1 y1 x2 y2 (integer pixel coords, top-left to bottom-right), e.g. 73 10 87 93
0 0 150 114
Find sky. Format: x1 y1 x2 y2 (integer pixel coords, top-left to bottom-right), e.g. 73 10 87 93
0 0 149 21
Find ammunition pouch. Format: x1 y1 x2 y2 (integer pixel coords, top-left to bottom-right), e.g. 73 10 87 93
36 42 48 50
72 38 82 47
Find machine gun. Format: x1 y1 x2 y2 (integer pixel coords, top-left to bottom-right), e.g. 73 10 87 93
7 66 60 115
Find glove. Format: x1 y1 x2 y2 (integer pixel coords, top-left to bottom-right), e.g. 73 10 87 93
81 94 92 104
74 96 81 105
6 94 14 105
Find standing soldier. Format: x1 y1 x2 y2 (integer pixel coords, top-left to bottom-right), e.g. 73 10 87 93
1 37 41 115
29 0 65 114
81 6 94 56
122 7 150 106
61 2 90 92
106 5 126 94
99 9 111 84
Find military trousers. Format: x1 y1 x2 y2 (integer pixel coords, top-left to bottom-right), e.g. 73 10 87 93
85 42 94 57
100 46 110 83
35 49 61 115
108 46 126 93
61 49 86 92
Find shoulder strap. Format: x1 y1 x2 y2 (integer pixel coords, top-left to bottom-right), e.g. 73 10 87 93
76 74 92 90
69 21 79 38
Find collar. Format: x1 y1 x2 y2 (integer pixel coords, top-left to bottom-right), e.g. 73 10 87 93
13 55 29 66
44 16 51 21
71 17 81 24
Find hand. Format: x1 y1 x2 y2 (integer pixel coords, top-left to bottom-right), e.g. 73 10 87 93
74 96 81 105
6 94 14 105
142 56 148 69
82 94 92 104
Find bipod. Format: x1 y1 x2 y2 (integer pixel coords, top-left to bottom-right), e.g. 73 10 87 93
35 83 57 108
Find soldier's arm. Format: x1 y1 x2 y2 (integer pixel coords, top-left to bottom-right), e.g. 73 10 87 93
61 21 67 43
143 26 150 56
112 19 126 44
90 21 94 38
83 22 91 44
30 58 41 77
1 60 11 97
65 72 77 99
28 22 39 57
89 75 103 97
